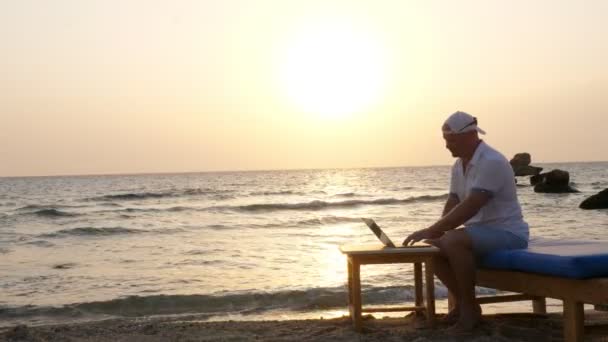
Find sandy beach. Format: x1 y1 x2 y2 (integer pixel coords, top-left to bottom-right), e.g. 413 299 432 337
2 311 608 342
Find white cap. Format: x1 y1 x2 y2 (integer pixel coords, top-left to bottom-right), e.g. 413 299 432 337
442 111 486 135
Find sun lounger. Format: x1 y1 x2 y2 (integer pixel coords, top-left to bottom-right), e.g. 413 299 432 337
470 239 608 342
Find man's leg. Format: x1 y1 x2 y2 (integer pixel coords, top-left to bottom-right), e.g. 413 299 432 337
437 230 481 330
431 252 461 320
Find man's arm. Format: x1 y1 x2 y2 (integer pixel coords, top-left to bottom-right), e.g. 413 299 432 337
403 191 490 246
428 191 491 234
430 158 508 234
442 193 460 217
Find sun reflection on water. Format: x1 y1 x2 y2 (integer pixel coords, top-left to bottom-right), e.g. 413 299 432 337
316 242 348 287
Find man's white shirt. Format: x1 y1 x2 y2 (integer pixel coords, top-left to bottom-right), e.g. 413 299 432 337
449 141 529 240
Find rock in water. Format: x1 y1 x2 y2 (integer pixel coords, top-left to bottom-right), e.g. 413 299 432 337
510 153 543 177
580 188 608 209
514 165 543 177
533 169 579 193
530 174 544 186
510 153 531 166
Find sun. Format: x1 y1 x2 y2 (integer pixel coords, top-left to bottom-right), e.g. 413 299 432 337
277 21 388 120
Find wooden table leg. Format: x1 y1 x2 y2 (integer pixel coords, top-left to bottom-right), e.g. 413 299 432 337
351 258 362 332
532 297 547 314
347 257 353 317
424 258 436 326
447 291 456 312
563 299 584 342
414 262 423 309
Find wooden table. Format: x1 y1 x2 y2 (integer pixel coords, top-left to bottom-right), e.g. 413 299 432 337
339 244 441 332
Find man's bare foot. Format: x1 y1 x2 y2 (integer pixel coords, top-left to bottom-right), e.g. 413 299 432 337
441 307 459 324
446 304 482 333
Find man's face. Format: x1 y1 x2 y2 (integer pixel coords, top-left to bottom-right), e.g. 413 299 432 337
443 132 466 157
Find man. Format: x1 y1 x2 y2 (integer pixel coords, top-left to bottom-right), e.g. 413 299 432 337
403 111 529 332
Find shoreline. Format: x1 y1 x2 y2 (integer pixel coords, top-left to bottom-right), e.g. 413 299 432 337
0 296 576 330
2 310 608 341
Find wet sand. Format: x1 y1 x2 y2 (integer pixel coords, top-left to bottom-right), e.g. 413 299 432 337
2 311 608 342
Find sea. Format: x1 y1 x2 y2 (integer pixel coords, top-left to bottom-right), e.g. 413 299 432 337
1 162 607 327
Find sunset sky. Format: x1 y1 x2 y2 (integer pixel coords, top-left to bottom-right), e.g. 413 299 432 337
1 0 607 177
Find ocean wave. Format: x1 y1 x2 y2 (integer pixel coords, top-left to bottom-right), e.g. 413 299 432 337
319 216 366 224
121 208 158 213
85 188 231 202
0 285 425 320
88 192 174 201
17 204 87 210
101 194 446 215
53 263 77 270
214 194 448 212
40 227 146 238
289 216 363 227
10 205 84 219
112 206 193 214
332 192 359 198
23 240 55 248
184 248 225 256
25 209 81 218
78 206 201 218
206 224 229 230
237 216 363 229
0 284 499 323
99 202 122 207
248 190 302 196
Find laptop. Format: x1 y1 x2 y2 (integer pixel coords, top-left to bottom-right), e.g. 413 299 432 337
362 218 429 248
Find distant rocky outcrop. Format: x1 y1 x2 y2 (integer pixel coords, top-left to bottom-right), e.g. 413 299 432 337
530 174 544 186
533 169 579 193
510 153 543 177
579 188 608 209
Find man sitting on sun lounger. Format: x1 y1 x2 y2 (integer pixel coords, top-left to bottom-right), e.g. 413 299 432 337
403 111 529 332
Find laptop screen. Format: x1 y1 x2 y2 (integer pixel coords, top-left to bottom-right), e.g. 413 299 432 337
362 218 396 248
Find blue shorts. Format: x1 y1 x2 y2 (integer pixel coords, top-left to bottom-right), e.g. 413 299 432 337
463 225 528 256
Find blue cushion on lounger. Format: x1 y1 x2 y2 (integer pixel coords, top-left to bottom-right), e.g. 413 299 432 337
479 239 608 279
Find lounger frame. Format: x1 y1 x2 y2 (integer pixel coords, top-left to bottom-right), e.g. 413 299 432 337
470 268 608 342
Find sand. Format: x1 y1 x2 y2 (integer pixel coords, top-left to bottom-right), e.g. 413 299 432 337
2 311 608 342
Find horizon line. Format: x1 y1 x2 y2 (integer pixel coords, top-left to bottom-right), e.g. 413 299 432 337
1 159 607 179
